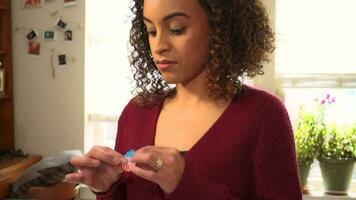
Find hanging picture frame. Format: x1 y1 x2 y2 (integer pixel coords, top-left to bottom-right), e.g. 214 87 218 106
64 30 72 43
22 0 43 8
26 29 40 41
43 30 57 41
64 0 78 7
0 68 5 97
28 41 41 57
54 18 69 31
58 54 67 67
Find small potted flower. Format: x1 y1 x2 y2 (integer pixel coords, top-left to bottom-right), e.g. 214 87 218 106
318 124 356 195
295 107 325 191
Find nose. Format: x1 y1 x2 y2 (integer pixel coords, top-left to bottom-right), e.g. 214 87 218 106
152 31 170 54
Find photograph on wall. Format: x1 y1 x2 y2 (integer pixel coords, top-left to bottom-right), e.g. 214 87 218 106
43 30 57 41
22 0 43 8
58 54 67 66
26 29 40 41
55 18 69 31
64 30 72 43
64 0 78 7
28 41 41 56
0 68 5 96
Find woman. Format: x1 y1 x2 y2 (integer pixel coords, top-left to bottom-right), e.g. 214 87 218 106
65 0 303 199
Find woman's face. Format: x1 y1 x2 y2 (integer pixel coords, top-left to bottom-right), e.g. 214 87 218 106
143 0 211 84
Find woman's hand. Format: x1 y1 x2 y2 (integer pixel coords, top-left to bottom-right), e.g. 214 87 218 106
129 146 185 194
64 146 127 192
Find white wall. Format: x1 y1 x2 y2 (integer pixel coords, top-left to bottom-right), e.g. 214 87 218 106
11 0 85 157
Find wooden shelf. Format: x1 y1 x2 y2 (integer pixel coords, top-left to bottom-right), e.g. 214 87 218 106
0 0 14 152
0 155 42 177
0 95 10 100
0 155 42 199
0 1 9 10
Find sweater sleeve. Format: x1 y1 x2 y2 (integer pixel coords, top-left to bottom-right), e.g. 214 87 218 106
251 99 303 199
164 160 241 200
95 178 126 200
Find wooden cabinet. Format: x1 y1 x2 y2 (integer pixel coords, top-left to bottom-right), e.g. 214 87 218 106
0 0 14 151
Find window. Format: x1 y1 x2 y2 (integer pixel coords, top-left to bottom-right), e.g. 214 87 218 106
275 0 356 191
85 0 133 151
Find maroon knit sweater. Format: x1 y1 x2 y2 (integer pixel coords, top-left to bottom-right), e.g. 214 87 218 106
96 85 303 200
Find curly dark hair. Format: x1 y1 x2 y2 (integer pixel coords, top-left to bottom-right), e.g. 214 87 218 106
129 0 275 105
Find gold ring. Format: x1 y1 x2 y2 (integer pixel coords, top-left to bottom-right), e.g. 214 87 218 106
155 157 164 170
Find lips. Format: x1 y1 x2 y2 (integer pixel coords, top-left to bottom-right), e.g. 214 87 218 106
156 59 177 70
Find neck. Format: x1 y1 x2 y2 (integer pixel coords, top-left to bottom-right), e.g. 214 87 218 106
172 70 216 106
174 84 209 104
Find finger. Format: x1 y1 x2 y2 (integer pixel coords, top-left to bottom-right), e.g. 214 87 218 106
136 145 166 154
86 146 126 165
130 165 157 182
70 156 100 168
87 146 126 165
136 145 155 153
130 150 157 168
111 162 125 172
63 172 83 183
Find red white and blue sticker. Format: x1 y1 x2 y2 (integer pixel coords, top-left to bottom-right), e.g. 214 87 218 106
124 149 135 158
122 149 136 172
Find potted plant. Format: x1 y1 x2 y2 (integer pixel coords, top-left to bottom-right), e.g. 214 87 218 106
295 107 325 191
318 124 356 195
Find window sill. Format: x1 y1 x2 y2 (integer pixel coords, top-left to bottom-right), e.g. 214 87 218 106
303 179 356 200
304 192 356 200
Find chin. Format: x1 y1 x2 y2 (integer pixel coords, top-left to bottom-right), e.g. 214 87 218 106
161 75 179 84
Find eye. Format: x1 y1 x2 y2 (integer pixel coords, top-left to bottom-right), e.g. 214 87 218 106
147 30 157 37
170 27 186 35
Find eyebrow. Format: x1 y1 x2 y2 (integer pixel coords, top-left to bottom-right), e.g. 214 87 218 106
143 12 191 24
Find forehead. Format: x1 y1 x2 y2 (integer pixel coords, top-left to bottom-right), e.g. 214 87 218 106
143 0 202 21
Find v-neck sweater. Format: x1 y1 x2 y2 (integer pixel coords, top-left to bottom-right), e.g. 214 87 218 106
96 85 303 200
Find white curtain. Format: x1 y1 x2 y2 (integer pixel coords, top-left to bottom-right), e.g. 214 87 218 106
276 0 356 75
85 0 133 151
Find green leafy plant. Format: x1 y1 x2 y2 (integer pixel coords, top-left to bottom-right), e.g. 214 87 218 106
295 94 335 165
295 107 325 166
296 93 356 163
319 124 356 160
